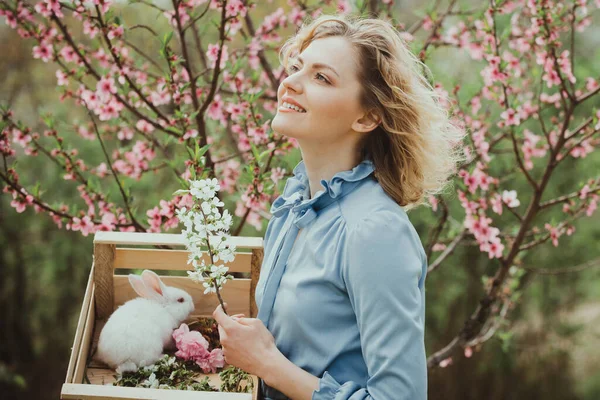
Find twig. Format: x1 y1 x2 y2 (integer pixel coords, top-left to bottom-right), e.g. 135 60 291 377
524 257 600 275
428 229 467 274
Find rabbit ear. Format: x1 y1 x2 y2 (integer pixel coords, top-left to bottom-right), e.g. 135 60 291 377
141 270 167 297
128 274 156 299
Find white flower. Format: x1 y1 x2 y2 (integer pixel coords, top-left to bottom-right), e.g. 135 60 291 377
201 200 214 215
221 209 233 230
502 190 520 208
187 270 205 283
210 197 224 208
210 264 229 278
178 177 235 296
202 281 217 294
143 372 159 388
143 364 158 372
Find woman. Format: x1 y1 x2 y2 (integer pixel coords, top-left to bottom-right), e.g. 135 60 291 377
212 13 464 400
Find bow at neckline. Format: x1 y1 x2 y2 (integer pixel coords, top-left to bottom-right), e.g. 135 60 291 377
269 159 375 228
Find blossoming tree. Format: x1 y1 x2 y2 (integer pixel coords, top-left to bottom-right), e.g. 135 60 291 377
0 0 598 371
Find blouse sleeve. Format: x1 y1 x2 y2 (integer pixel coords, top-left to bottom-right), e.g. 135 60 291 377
312 210 428 400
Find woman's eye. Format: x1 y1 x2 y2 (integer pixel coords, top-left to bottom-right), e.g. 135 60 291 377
316 73 329 83
288 64 300 73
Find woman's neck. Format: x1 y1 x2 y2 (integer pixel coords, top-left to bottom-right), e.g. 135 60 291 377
298 143 363 199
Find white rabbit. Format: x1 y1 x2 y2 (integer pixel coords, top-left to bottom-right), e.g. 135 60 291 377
96 270 195 374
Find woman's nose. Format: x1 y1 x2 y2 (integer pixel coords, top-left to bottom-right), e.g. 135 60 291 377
282 74 302 93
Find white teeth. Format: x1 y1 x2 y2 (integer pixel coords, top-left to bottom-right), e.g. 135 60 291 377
282 101 306 112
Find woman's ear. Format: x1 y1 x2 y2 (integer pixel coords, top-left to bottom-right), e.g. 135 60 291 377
352 110 381 133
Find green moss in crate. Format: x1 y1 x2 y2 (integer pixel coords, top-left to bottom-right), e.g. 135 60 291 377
219 365 254 393
113 355 219 391
111 355 253 393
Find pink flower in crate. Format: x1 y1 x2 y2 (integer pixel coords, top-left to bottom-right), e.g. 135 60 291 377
198 348 225 373
172 323 225 373
173 323 209 358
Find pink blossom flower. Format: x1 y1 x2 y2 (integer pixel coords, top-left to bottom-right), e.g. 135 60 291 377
70 215 95 236
270 167 286 185
500 108 520 126
136 119 155 134
208 94 225 122
439 357 453 368
544 223 561 247
183 129 198 140
96 97 124 121
83 19 99 38
432 243 447 252
98 212 117 231
97 76 117 100
11 129 32 147
464 347 473 358
56 70 69 86
225 0 247 18
33 44 52 62
491 193 503 215
34 0 63 18
77 126 96 140
337 0 351 14
579 184 591 199
107 25 124 40
59 45 78 62
206 43 229 69
117 126 134 141
10 193 34 213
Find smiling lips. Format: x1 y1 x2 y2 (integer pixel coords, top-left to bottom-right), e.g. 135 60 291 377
280 101 307 113
280 96 307 113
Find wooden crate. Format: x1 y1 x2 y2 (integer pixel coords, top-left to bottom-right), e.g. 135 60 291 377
61 231 265 399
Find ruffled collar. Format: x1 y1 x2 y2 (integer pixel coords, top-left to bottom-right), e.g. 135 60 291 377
270 159 375 228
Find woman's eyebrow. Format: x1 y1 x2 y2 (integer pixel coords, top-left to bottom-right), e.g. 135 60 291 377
297 56 340 78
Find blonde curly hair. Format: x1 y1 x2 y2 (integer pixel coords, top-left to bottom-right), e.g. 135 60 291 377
279 14 466 210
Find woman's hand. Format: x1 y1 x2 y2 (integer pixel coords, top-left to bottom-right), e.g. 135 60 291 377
212 302 280 379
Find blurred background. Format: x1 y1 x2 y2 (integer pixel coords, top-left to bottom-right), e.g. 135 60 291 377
1 1 599 399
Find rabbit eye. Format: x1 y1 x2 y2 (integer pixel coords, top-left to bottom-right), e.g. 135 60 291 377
177 297 184 303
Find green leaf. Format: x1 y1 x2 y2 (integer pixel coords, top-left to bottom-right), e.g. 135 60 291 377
163 31 174 47
197 144 211 158
176 176 190 190
173 188 189 196
41 113 55 129
249 142 260 161
257 148 272 163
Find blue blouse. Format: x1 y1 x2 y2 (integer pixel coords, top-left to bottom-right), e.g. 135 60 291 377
255 158 428 400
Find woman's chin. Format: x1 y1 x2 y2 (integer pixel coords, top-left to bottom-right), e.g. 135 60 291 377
271 116 302 139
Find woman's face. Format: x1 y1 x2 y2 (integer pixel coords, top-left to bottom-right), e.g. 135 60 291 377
271 36 370 144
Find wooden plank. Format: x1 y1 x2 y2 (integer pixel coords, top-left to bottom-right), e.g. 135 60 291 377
61 383 253 399
249 249 263 318
94 243 116 319
73 284 96 384
114 248 253 273
94 232 263 250
89 319 106 369
65 262 96 384
114 276 252 317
